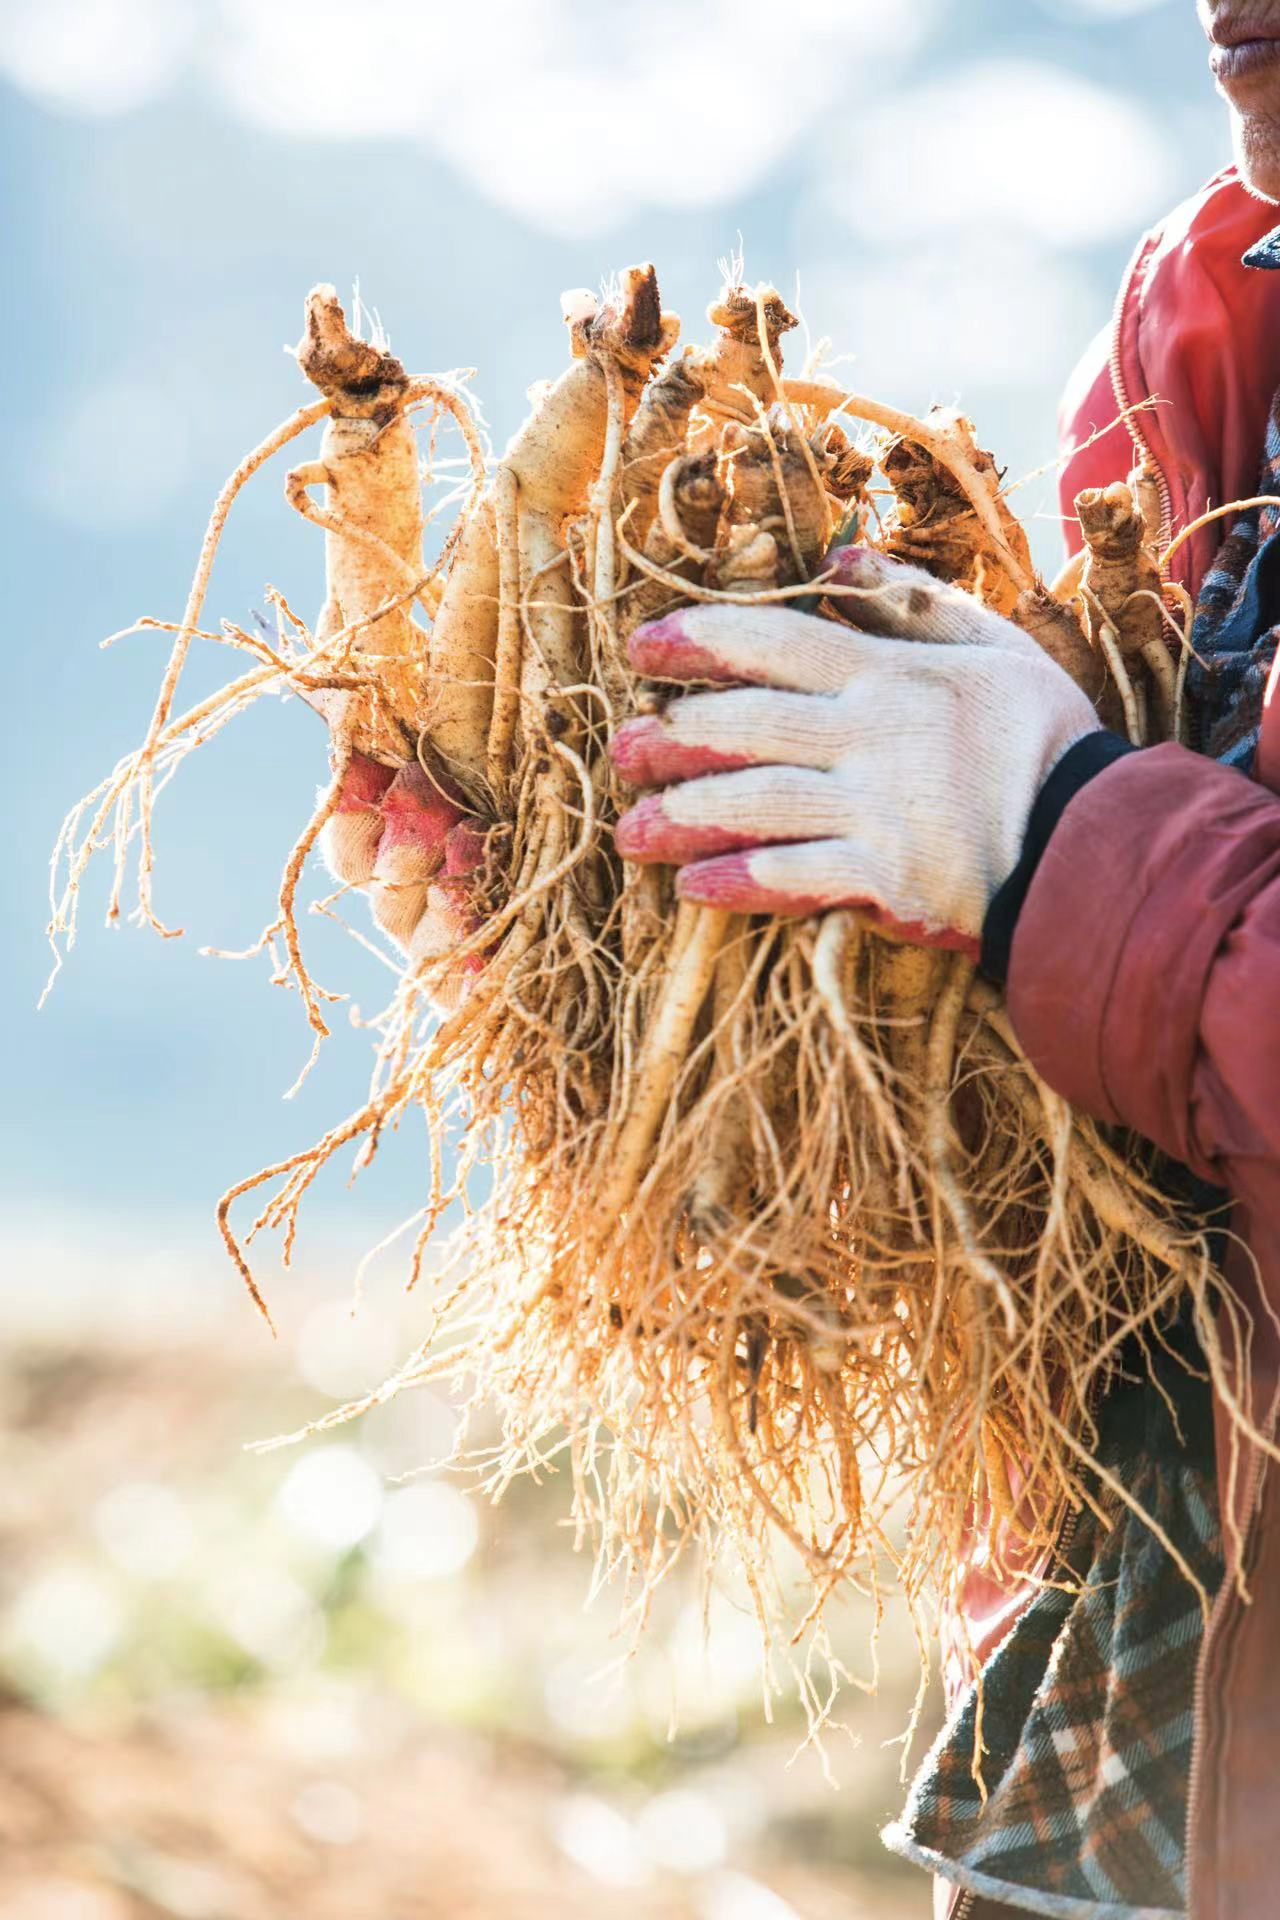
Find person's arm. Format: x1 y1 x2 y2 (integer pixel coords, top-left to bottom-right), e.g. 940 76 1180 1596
1003 741 1280 1222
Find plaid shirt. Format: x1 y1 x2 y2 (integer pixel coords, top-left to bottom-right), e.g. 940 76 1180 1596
1185 380 1280 770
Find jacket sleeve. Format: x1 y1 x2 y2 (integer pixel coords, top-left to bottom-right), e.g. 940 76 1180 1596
1007 742 1280 1225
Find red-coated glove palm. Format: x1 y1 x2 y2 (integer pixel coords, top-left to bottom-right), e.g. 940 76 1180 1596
322 753 484 968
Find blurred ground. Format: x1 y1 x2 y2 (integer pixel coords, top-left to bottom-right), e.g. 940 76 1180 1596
0 1265 936 1919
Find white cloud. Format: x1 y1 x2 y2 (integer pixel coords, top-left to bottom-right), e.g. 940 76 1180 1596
798 236 1099 400
1034 0 1171 16
0 0 941 235
0 0 200 117
826 58 1173 248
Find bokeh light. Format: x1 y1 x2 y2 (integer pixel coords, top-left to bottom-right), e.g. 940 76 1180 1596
369 1479 480 1583
276 1445 384 1550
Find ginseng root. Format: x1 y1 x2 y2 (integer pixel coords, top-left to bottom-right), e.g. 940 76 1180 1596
881 409 1033 616
1073 475 1177 743
52 262 1233 1746
1074 479 1165 657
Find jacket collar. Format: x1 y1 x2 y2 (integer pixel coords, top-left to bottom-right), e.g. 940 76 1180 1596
1059 168 1280 596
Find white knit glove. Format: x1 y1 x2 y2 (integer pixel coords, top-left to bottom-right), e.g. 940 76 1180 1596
610 546 1099 953
321 753 485 971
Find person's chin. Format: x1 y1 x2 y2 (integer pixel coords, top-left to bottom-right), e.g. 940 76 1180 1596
1234 111 1280 203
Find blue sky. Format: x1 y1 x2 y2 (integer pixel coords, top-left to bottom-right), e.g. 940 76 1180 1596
2 0 1229 1319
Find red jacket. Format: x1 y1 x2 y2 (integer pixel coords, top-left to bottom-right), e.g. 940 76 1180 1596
955 170 1280 1920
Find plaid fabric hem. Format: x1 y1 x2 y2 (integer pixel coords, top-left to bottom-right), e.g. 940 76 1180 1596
1185 387 1280 760
885 1346 1223 1919
881 1827 1183 1920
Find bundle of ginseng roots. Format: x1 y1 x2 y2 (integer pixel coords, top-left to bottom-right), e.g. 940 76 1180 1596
50 263 1270 1721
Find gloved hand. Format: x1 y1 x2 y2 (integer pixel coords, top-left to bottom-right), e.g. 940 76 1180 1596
322 751 485 970
610 546 1100 954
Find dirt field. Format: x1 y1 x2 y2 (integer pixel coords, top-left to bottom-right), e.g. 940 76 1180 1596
0 1259 934 1919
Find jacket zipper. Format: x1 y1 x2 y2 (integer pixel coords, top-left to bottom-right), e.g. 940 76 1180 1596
1183 1569 1231 1919
1184 1436 1266 1917
1107 242 1207 758
1107 242 1173 551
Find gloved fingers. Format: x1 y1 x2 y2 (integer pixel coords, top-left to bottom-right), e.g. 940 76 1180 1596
373 780 486 946
369 872 432 947
629 603 867 693
373 832 442 895
674 836 978 953
322 751 397 887
405 880 485 970
372 855 485 959
322 754 467 895
347 764 475 952
822 544 1025 651
380 763 469 844
674 835 892 913
405 886 485 1009
369 766 468 897
616 766 851 863
337 752 398 810
610 688 850 785
323 810 384 888
317 747 488 967
442 820 487 877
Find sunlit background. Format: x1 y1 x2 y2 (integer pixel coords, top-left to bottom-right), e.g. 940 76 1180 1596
2 1 1229 1914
